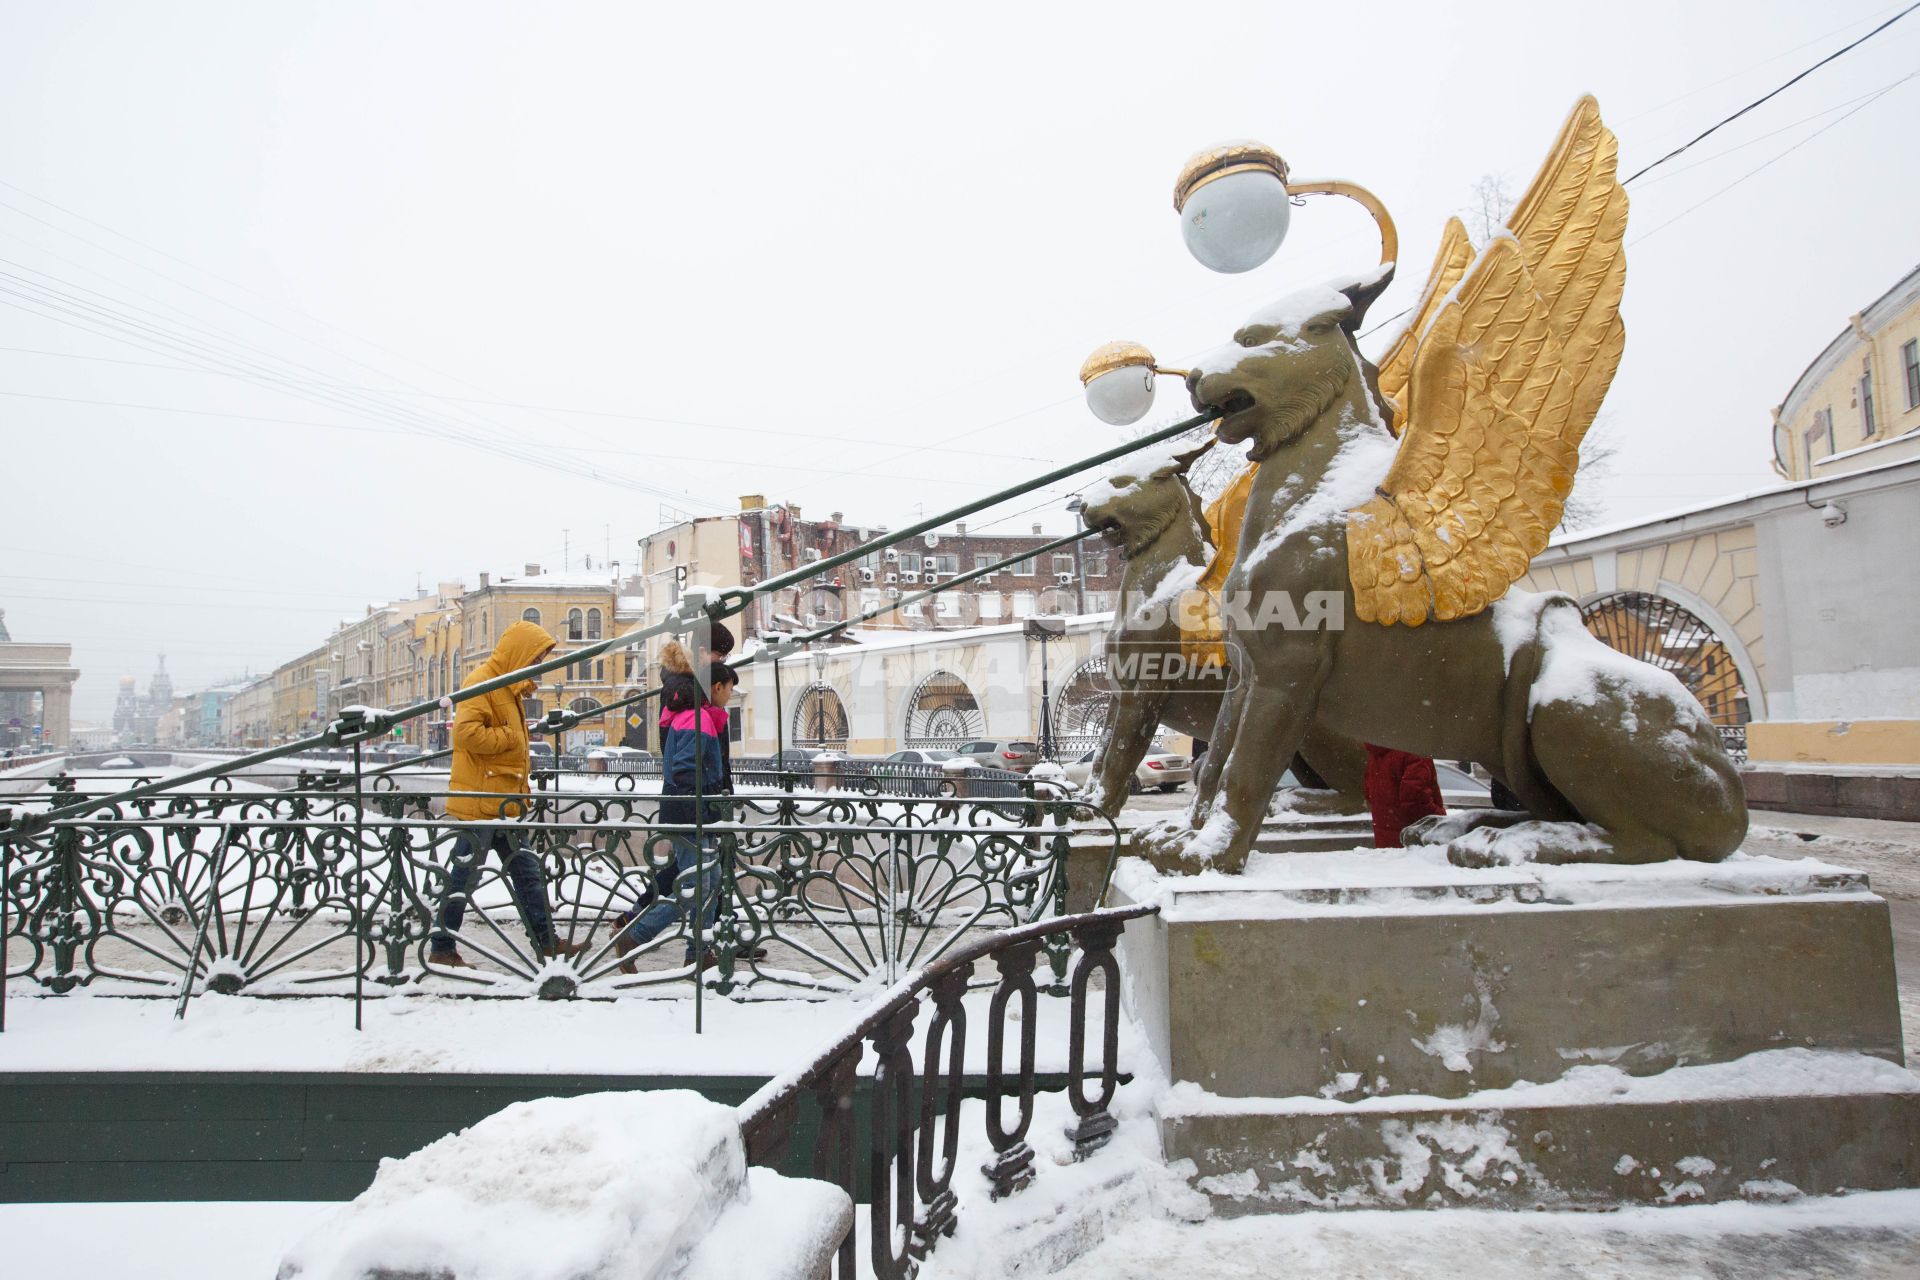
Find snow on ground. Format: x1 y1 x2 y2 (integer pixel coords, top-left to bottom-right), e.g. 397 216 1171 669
1042 1190 1920 1279
1110 844 1879 922
279 1090 742 1280
0 983 1134 1077
1 1201 335 1280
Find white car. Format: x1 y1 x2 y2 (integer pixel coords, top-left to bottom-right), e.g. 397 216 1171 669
1063 748 1191 794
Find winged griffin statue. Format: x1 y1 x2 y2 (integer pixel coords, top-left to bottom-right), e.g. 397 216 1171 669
1079 96 1747 872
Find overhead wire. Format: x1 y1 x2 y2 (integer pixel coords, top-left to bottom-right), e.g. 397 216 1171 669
1629 72 1919 244
1621 0 1920 183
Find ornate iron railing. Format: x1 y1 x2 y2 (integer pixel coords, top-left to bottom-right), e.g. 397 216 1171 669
2 411 1212 1033
1 771 1118 1027
739 903 1156 1280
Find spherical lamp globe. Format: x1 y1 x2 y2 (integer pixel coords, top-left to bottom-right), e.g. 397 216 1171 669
1175 142 1291 275
1079 341 1158 426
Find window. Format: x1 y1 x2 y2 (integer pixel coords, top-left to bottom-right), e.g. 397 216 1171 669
596 659 606 682
1086 592 1111 612
567 608 584 641
935 592 962 617
1012 591 1036 618
1905 339 1919 411
930 553 958 574
586 608 603 640
899 552 922 573
974 554 994 572
521 607 541 626
977 594 1004 620
1086 554 1109 577
1013 557 1035 576
1860 359 1876 437
1052 554 1075 576
1804 408 1834 473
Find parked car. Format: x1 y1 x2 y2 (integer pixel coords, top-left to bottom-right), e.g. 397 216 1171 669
1062 747 1192 794
877 748 979 796
954 739 1042 774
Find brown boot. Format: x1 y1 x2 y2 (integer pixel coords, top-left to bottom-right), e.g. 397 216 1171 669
430 948 475 970
540 938 589 960
613 931 639 976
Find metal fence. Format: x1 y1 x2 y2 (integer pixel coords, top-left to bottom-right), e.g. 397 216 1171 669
742 903 1155 1279
1 769 1117 1028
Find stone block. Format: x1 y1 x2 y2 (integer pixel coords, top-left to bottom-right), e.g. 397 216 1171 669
1163 1062 1920 1212
1116 856 1903 1101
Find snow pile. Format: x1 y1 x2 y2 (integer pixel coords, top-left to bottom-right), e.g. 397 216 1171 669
277 1090 742 1280
1110 845 1877 921
1159 1048 1920 1120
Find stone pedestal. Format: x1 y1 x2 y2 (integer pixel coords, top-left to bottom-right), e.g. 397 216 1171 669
1112 848 1920 1211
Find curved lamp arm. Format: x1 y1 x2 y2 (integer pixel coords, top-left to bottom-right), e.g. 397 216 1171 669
1283 178 1398 268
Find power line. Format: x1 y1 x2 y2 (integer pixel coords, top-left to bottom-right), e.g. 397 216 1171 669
1622 0 1920 183
0 260 728 506
1627 69 1920 190
1630 72 1918 244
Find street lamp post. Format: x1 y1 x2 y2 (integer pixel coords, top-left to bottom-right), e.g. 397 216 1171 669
1024 617 1066 761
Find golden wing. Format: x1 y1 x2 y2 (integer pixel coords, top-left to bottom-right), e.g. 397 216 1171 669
1373 216 1474 432
1200 213 1472 588
1348 95 1626 627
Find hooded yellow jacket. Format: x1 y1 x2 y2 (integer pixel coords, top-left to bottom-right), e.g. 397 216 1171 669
447 620 556 821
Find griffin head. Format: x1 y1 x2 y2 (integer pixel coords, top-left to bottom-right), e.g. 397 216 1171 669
1186 266 1395 462
1078 440 1214 561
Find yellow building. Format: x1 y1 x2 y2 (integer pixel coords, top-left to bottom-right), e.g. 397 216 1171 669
1773 262 1920 480
271 644 329 743
456 565 638 751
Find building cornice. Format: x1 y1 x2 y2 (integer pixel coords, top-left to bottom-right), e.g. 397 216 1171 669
1534 454 1920 564
1777 261 1920 424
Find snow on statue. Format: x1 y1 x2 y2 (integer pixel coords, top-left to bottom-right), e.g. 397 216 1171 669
1091 96 1747 873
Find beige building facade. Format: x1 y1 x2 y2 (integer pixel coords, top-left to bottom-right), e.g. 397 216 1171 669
1773 262 1920 481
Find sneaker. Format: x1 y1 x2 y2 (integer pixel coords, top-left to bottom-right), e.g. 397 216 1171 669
430 948 475 970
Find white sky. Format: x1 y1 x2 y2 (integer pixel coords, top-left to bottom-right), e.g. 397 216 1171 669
3 0 1917 720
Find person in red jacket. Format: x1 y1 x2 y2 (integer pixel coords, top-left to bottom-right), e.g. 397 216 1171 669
1363 744 1448 848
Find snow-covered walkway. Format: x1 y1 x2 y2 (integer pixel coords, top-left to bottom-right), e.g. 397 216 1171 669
1041 1191 1920 1279
10 1190 1920 1279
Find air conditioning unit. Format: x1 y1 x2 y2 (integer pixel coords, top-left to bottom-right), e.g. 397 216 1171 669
923 574 940 586
804 548 822 562
804 611 818 627
902 571 920 584
887 587 902 599
1056 572 1075 585
885 572 898 584
859 568 875 583
883 549 900 562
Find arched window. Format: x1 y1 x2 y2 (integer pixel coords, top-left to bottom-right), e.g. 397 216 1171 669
586 608 603 640
1055 657 1115 757
903 670 984 748
792 683 850 748
567 608 584 641
1579 591 1752 759
521 607 541 626
569 696 602 716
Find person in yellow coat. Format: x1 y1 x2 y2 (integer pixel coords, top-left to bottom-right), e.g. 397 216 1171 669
430 619 582 968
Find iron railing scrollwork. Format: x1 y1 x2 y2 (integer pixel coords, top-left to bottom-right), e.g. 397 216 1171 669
2 771 1119 1025
739 903 1156 1280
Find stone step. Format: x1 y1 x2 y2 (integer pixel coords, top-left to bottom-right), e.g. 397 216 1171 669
1113 853 1905 1102
1160 1051 1920 1212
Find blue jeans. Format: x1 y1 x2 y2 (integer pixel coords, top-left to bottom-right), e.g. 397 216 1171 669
431 829 556 951
619 835 720 960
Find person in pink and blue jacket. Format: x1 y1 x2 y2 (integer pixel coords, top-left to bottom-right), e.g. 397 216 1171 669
614 661 735 972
